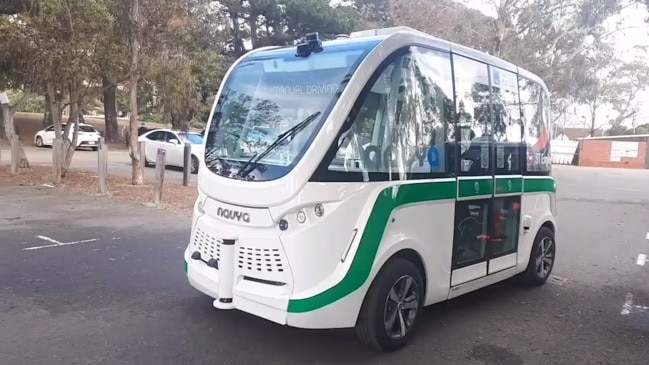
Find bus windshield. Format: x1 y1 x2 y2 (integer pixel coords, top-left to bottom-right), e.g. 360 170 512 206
204 38 380 181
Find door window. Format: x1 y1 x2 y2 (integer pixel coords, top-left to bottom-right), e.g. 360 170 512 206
491 66 523 175
452 200 489 269
164 132 178 144
453 55 492 176
147 131 166 141
489 197 521 258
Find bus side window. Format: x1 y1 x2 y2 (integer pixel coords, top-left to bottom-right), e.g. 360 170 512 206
490 66 523 175
324 46 454 181
519 76 551 174
452 55 492 176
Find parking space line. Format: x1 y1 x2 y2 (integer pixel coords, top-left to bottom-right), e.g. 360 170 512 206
637 254 647 266
36 235 60 244
23 236 99 251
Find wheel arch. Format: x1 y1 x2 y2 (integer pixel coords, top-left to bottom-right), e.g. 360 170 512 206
387 249 427 298
540 220 555 235
356 247 428 323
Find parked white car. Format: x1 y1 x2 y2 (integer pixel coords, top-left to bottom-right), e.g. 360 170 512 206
34 123 102 151
138 128 204 173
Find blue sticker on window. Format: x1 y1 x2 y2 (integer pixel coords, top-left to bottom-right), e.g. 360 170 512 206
427 146 440 167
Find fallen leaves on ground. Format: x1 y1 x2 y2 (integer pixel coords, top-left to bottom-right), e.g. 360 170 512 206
0 165 196 215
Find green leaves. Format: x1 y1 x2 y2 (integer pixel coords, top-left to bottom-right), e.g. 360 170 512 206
219 0 361 52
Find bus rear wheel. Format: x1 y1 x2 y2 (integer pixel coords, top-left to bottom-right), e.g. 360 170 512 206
520 226 555 286
355 257 424 352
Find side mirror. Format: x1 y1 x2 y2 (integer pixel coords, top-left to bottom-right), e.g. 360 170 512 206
169 139 180 145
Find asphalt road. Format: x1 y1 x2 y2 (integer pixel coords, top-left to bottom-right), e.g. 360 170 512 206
1 165 649 364
12 145 197 184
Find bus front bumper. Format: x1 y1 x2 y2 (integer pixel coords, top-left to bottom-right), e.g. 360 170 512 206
184 245 291 326
183 210 366 330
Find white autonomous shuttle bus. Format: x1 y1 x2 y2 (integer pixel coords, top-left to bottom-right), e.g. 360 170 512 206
184 26 557 351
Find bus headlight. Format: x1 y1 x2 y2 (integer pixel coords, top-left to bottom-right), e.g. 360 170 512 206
296 210 307 224
314 204 324 217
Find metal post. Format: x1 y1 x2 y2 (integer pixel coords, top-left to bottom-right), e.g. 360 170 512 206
139 141 146 180
52 138 62 184
154 148 166 205
183 143 191 187
10 135 19 175
97 137 108 194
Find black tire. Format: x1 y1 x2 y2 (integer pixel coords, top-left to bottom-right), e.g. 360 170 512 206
191 155 199 174
355 257 424 352
36 136 43 148
520 226 556 286
144 158 152 167
91 146 99 151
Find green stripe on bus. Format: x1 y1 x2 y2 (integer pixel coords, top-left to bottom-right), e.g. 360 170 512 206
287 176 555 313
287 180 457 313
458 178 494 198
523 177 555 193
495 177 523 195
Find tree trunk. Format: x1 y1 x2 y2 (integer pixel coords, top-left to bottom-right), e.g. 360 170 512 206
102 76 119 143
46 82 66 183
47 82 63 139
43 92 53 128
61 79 84 178
129 0 144 185
1 103 30 172
249 13 258 49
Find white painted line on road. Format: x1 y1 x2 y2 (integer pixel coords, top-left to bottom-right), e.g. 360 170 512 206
646 232 649 240
23 236 99 251
36 235 60 244
622 293 634 315
637 254 647 266
621 293 649 315
636 305 649 312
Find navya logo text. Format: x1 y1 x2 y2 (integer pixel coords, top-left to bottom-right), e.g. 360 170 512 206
216 207 251 223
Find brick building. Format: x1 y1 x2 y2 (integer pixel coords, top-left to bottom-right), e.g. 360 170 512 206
577 134 649 169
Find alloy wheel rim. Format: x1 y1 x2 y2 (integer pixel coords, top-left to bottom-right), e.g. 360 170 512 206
383 275 419 339
536 237 554 278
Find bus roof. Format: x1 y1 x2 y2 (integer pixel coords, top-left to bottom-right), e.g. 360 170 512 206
247 26 549 95
349 26 549 94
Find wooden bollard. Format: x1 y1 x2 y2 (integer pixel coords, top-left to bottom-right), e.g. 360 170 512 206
154 148 166 205
97 137 108 194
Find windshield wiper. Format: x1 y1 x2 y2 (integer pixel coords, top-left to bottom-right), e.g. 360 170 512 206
236 111 322 179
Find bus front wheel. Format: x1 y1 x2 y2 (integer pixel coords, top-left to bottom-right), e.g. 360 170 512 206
355 257 424 352
520 226 556 286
